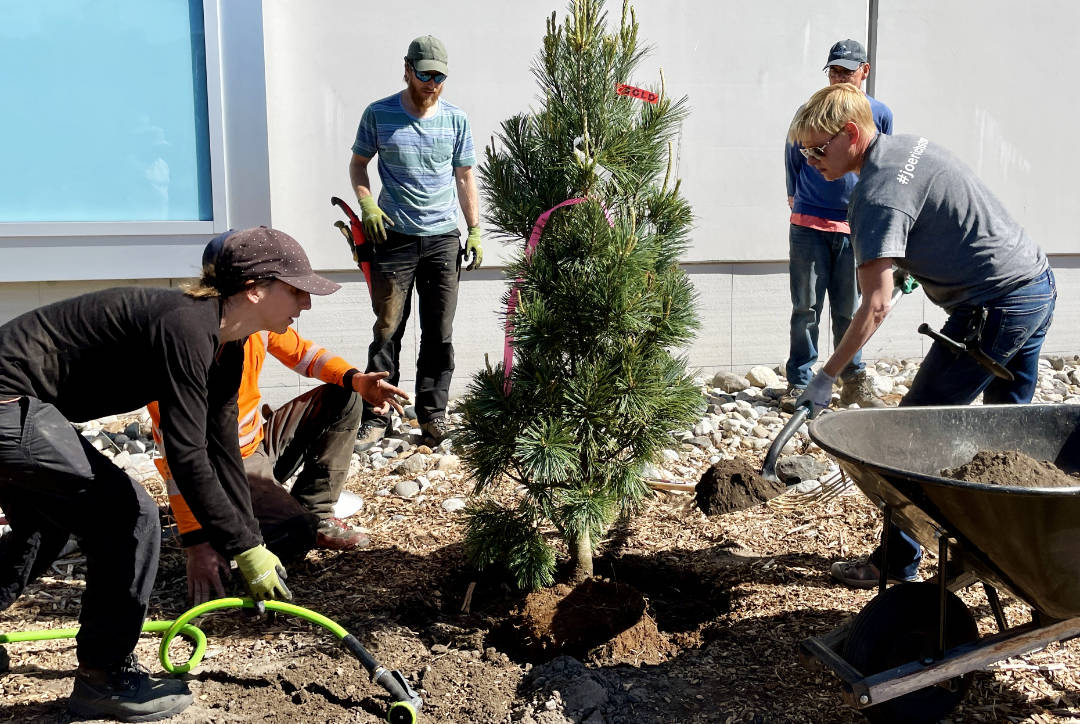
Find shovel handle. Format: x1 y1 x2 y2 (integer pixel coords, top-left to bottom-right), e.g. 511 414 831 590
918 323 966 354
918 323 1014 381
761 404 809 483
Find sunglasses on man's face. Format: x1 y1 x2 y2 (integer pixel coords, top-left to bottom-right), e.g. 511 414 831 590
410 63 447 84
826 65 861 78
799 130 843 160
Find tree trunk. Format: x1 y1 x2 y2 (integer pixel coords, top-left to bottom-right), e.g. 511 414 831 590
570 530 593 582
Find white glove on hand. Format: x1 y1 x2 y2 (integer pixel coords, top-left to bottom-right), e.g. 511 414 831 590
796 370 837 418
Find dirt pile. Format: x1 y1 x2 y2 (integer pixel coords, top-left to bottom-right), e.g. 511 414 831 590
941 449 1079 488
506 578 674 665
695 459 785 515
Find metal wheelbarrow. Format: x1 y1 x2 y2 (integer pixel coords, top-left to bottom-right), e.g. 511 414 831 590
800 404 1080 723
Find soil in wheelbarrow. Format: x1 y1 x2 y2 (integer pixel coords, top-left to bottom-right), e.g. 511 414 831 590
695 459 786 515
942 449 1080 488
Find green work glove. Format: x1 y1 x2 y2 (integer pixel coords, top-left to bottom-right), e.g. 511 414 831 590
358 196 393 244
234 545 292 601
464 226 483 270
893 268 920 294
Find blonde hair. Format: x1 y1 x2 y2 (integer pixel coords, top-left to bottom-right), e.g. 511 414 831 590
788 83 874 146
181 277 274 298
180 278 220 298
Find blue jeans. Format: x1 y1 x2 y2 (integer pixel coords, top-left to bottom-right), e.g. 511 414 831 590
872 268 1057 579
786 225 864 387
363 229 461 427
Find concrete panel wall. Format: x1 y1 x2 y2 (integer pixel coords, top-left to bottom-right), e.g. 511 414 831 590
874 0 1079 255
261 0 870 268
0 1 1076 404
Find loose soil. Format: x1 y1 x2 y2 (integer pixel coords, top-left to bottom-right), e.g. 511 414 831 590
695 459 785 515
501 578 675 665
942 449 1080 489
3 434 1080 723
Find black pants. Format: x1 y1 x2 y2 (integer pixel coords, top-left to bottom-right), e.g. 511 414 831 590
363 229 461 427
252 383 361 555
0 397 159 669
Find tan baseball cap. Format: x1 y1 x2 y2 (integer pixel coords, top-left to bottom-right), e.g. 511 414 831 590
406 35 448 75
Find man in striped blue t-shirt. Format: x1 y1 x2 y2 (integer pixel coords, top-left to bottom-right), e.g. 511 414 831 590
348 35 482 446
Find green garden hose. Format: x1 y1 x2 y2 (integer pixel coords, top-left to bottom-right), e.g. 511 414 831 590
0 597 421 724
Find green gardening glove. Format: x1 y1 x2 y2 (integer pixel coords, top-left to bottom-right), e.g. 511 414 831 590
358 196 393 243
234 545 292 601
893 268 920 294
464 226 483 270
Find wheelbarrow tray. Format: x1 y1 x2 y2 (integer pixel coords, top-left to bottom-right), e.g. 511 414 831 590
809 404 1080 620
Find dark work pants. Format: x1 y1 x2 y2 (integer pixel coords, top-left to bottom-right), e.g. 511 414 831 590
363 229 461 427
256 383 362 528
0 397 159 669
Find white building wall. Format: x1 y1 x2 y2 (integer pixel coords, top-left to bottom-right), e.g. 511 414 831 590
0 0 1076 406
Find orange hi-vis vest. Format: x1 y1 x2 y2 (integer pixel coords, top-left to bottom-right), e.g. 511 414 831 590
149 327 356 540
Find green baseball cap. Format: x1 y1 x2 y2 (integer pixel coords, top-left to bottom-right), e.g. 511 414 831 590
406 35 448 75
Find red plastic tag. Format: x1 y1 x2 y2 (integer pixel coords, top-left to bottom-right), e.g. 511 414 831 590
616 83 658 104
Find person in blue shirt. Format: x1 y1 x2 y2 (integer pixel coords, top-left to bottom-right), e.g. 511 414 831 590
783 39 893 411
348 35 482 449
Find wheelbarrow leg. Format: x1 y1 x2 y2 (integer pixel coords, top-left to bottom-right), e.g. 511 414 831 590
938 535 949 660
878 506 892 595
983 583 1009 633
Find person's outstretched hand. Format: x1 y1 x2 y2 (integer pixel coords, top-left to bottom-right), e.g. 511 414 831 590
353 371 409 415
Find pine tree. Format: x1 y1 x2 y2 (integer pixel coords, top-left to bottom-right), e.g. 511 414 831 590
457 0 703 590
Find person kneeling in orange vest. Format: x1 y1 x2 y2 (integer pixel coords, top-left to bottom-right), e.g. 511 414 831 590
150 326 406 604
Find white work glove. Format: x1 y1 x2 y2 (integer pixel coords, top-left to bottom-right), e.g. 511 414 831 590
796 370 837 418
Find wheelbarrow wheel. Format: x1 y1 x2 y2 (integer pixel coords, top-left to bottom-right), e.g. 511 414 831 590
843 582 978 724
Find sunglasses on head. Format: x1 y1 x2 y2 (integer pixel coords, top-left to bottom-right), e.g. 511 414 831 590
799 130 843 160
409 61 446 84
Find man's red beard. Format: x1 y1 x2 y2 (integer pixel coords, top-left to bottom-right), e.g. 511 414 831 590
406 82 441 111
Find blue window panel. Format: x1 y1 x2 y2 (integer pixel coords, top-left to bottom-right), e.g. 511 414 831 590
0 0 212 222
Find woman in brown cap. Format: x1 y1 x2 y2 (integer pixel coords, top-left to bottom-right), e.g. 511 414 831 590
0 226 405 722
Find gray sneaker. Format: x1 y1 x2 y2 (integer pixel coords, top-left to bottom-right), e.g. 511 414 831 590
830 557 921 589
840 370 879 407
69 654 192 722
420 416 451 444
355 421 387 452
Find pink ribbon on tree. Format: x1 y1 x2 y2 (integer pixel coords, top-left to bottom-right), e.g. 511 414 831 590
503 197 614 392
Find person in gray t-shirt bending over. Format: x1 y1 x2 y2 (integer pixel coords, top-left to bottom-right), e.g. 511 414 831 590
788 83 1056 589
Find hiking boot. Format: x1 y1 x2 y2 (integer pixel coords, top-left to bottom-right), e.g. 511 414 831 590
315 517 371 550
69 654 192 722
355 421 386 452
419 416 451 445
779 386 805 414
839 370 879 408
830 558 921 589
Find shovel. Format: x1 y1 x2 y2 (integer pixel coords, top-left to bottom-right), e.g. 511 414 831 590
761 284 909 486
760 403 810 483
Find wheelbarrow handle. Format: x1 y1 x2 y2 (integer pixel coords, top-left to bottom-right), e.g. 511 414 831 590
761 404 809 483
917 323 1014 381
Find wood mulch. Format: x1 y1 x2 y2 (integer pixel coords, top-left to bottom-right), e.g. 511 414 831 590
0 419 1078 723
